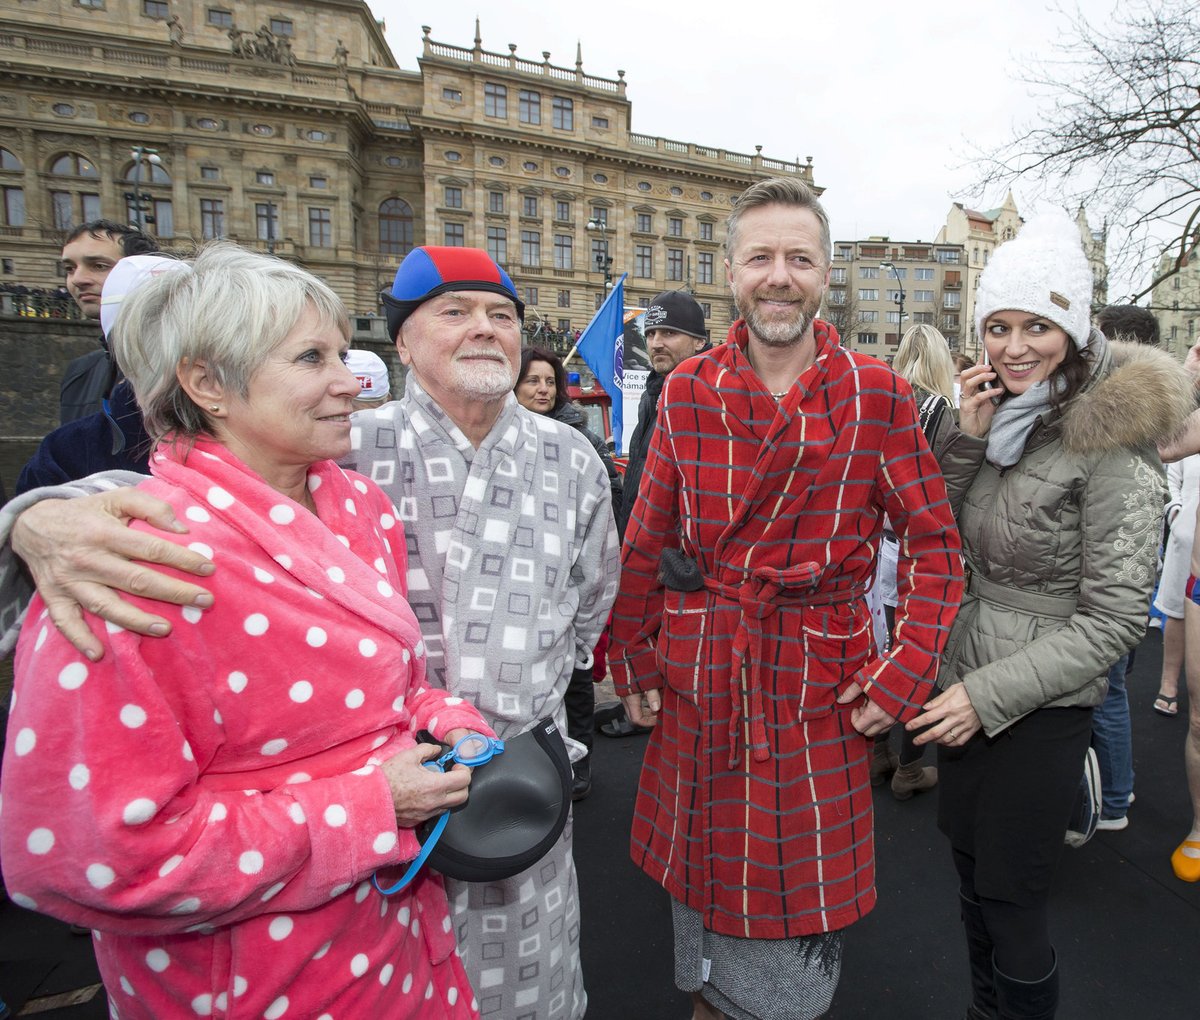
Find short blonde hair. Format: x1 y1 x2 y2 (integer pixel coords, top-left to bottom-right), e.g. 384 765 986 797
110 241 349 443
892 324 955 401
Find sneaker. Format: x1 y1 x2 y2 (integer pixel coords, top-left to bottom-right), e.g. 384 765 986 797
1096 815 1129 832
1064 747 1102 847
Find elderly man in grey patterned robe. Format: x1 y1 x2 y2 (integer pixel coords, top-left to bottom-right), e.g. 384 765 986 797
0 246 619 1020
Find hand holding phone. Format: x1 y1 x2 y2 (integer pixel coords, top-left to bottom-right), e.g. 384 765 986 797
979 351 1003 402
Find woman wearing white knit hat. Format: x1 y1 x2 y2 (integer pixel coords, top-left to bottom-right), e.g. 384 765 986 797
905 209 1193 1019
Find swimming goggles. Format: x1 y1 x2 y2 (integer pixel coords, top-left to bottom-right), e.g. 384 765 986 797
372 732 505 896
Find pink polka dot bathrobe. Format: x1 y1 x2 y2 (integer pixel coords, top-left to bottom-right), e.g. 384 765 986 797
0 438 487 1019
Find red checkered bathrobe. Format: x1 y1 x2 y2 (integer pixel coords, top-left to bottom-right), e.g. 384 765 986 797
609 320 963 939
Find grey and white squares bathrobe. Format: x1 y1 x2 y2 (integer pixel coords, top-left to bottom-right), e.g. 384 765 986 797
344 378 620 1020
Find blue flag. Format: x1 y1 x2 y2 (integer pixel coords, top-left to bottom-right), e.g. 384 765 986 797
575 273 627 454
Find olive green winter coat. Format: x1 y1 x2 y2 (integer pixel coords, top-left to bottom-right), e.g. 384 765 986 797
936 335 1194 737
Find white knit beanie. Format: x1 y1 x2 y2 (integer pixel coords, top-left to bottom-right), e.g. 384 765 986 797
974 208 1095 349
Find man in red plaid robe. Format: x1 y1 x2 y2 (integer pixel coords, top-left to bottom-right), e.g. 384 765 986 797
609 178 963 1020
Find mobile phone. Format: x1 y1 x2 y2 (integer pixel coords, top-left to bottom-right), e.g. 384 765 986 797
980 351 1003 401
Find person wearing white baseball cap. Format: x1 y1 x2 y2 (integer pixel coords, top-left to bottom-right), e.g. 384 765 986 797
345 348 392 408
16 255 189 495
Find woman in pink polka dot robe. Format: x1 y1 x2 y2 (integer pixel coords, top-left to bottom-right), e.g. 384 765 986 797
0 244 487 1019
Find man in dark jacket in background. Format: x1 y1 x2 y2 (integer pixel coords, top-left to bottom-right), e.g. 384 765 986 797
616 290 707 538
58 220 159 423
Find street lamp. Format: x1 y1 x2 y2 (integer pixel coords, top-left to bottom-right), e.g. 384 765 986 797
127 145 161 231
586 216 613 293
879 260 906 341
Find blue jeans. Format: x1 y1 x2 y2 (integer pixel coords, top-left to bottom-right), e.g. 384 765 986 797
1092 654 1134 818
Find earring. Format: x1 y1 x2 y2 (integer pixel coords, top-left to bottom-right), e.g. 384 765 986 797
209 405 220 412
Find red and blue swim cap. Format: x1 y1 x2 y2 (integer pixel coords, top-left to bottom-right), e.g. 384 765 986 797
381 246 524 339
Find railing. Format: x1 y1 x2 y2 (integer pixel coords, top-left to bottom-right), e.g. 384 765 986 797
0 287 86 320
102 48 168 68
422 31 625 94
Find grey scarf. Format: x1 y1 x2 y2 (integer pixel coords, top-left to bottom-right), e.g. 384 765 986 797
986 380 1057 468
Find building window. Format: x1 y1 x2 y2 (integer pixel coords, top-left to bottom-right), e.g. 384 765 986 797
700 302 711 318
594 293 604 310
667 248 684 282
143 1 169 19
442 87 463 103
51 153 99 178
488 191 505 214
592 116 609 129
557 289 571 308
557 318 571 332
444 151 462 162
634 245 653 278
269 17 293 36
256 170 275 185
886 289 903 303
555 200 571 222
827 290 845 306
444 186 463 209
915 268 934 280
914 312 935 325
525 286 538 306
668 217 683 237
148 199 174 236
305 130 330 142
77 0 106 7
589 206 607 228
943 293 961 308
914 289 934 302
3 186 26 227
200 198 224 239
857 333 879 345
591 238 609 269
519 90 541 125
553 234 573 270
523 195 539 218
207 8 233 28
522 160 538 172
251 124 274 138
309 175 328 190
1 147 22 171
486 226 507 265
488 156 505 167
196 117 220 131
698 252 714 285
858 289 878 301
379 198 414 256
860 310 879 322
592 173 608 185
551 97 574 131
830 267 847 284
886 311 902 324
521 230 541 267
699 221 714 241
860 266 879 279
443 222 465 246
554 167 571 178
255 202 279 242
484 83 507 119
936 249 961 264
308 207 332 247
200 166 220 180
636 213 653 233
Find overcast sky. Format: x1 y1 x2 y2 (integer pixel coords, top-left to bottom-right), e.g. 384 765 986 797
372 0 1140 292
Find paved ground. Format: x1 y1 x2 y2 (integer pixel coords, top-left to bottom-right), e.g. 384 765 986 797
2 630 1197 1018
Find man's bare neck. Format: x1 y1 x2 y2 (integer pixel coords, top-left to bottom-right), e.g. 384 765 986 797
745 330 817 396
425 386 506 448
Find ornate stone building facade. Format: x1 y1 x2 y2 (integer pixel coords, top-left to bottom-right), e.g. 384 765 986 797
1151 241 1200 361
0 0 815 334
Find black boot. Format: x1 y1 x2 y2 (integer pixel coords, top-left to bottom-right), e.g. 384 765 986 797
960 894 997 1019
994 952 1058 1020
571 758 592 801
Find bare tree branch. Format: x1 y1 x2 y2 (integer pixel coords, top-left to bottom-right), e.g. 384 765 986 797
969 0 1200 300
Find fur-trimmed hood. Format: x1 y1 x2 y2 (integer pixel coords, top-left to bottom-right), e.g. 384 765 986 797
1062 333 1195 455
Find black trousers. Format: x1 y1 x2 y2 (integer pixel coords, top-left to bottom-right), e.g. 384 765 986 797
564 666 594 754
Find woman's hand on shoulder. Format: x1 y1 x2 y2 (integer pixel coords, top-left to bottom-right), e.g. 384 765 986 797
957 364 1000 439
380 743 472 829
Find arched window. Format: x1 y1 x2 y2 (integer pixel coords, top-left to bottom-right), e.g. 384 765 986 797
1 147 24 227
119 158 174 237
47 151 101 231
50 152 99 177
379 198 413 256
